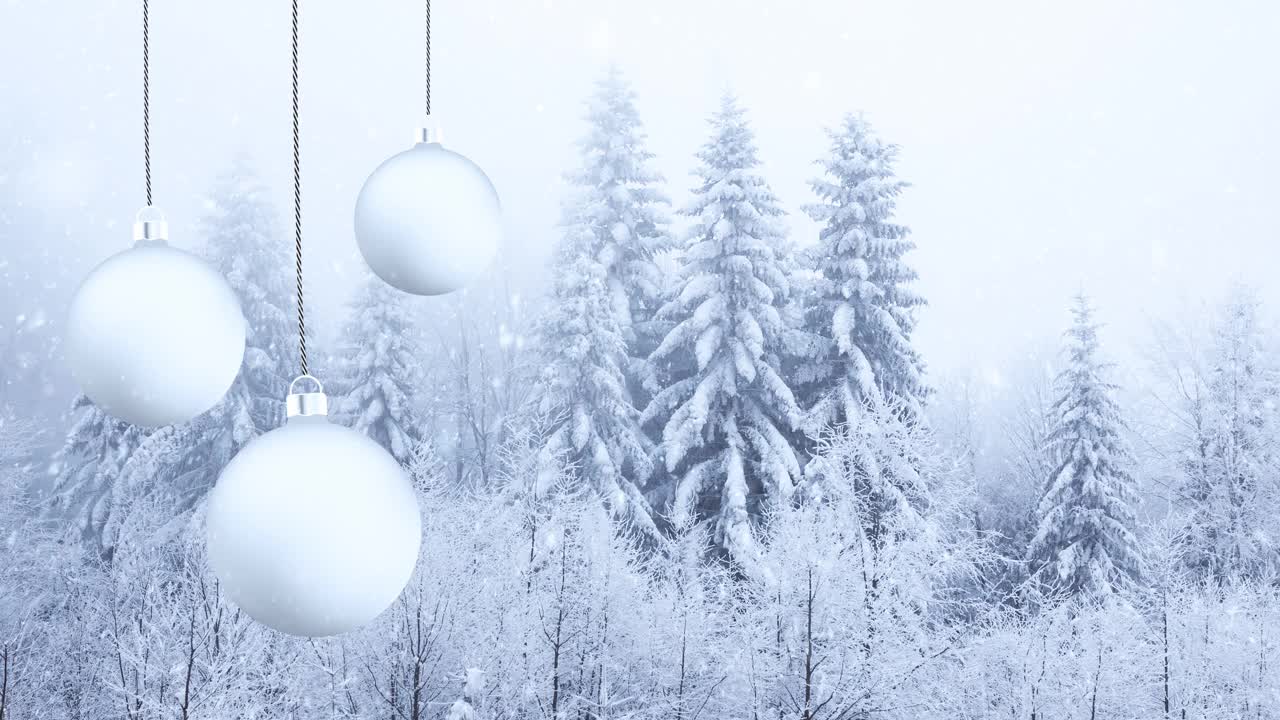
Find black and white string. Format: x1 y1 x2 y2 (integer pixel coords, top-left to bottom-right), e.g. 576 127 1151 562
291 0 308 376
142 0 152 207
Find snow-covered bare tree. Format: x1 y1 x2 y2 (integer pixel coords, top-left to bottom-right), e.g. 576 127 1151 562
355 577 452 720
962 598 1157 719
1027 295 1141 597
446 668 484 720
516 491 651 720
7 413 116 716
932 359 1057 607
350 432 513 720
645 523 732 720
0 411 45 719
742 407 979 720
797 113 927 432
644 94 801 564
1163 578 1280 718
1176 287 1280 581
103 500 286 719
424 279 536 489
351 457 460 720
331 272 425 465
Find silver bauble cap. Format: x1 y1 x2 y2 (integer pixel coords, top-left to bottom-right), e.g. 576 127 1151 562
286 374 328 418
133 206 169 243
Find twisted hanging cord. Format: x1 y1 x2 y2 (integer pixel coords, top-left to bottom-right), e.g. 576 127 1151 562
430 0 435 117
291 0 307 376
142 0 152 206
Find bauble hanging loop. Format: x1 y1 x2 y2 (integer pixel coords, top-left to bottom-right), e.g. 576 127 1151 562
286 373 328 417
354 123 502 296
65 207 246 427
206 376 422 637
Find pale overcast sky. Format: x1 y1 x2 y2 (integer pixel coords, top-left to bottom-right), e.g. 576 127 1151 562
3 0 1277 385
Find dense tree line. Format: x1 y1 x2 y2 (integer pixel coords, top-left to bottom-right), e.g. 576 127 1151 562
1 68 1278 719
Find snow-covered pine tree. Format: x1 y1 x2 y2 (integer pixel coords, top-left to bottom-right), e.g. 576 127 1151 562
570 66 674 392
201 157 295 423
798 113 926 433
331 272 425 465
1027 295 1141 597
534 219 657 534
528 66 674 536
107 160 293 537
47 395 148 555
644 94 801 564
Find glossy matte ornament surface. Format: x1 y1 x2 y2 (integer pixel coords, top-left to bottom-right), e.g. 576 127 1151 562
355 139 502 296
65 234 246 427
205 412 422 638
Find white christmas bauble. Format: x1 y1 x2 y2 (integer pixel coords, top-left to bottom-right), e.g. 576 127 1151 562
66 238 245 427
355 138 501 296
206 412 421 637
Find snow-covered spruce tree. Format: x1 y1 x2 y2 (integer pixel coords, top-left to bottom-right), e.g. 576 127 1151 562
571 66 674 389
797 113 926 433
331 272 425 464
47 395 148 555
530 68 671 527
201 157 296 419
644 94 801 564
533 197 657 533
107 160 293 540
1027 295 1141 597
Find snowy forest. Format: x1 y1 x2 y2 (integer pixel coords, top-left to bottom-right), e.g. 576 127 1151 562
4 0 1280 717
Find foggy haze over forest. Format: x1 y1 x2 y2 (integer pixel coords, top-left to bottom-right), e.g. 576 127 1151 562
3 1 1280 718
5 0 1277 387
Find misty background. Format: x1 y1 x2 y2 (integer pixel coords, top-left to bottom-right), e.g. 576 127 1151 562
4 2 1280 718
5 0 1277 397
